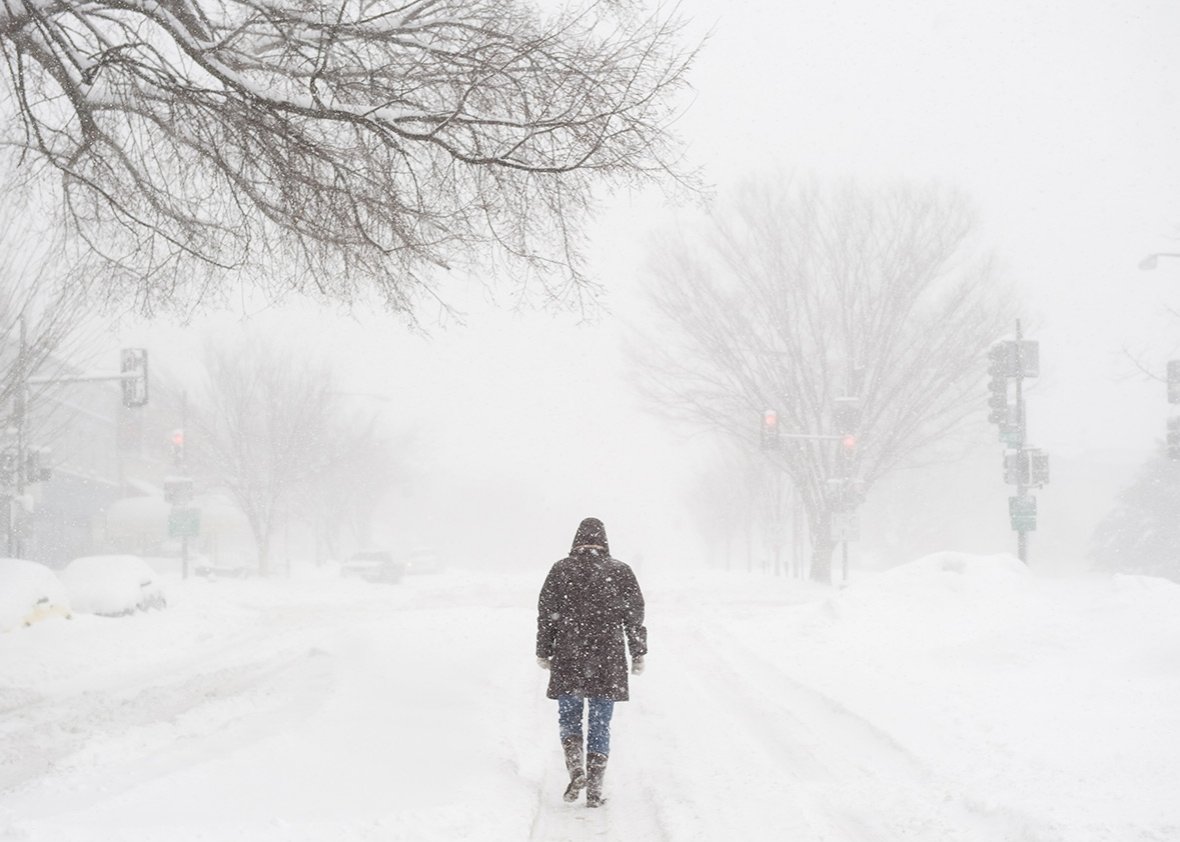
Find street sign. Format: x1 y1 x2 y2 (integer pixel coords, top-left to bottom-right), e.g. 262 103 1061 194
999 425 1024 448
164 476 194 504
1009 495 1036 532
168 507 201 538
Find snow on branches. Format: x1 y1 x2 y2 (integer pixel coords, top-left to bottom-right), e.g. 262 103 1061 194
0 0 693 314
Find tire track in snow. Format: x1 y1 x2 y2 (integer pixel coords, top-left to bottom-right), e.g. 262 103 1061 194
630 618 838 842
692 621 1033 841
0 644 337 816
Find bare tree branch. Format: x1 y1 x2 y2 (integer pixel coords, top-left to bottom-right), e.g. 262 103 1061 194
0 0 697 316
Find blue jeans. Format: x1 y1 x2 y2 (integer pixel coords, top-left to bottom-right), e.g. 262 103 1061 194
558 694 615 756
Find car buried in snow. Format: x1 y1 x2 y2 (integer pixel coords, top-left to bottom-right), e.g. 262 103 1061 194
0 557 72 632
402 547 442 575
340 549 406 584
60 555 167 617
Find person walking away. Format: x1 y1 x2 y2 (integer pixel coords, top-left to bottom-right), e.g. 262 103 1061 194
536 517 647 807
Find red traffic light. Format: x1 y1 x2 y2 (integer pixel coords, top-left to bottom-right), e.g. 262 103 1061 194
170 429 185 447
841 434 857 451
763 409 778 428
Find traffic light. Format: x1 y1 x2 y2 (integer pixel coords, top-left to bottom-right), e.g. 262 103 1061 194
0 447 16 488
1168 360 1180 405
24 447 50 484
170 428 185 465
832 396 862 435
1169 417 1180 460
839 433 858 475
986 343 1009 424
760 409 781 451
121 348 149 408
827 477 866 511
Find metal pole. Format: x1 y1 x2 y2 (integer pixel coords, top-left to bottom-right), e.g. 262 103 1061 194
180 390 189 580
14 316 26 559
1015 319 1028 564
841 540 849 584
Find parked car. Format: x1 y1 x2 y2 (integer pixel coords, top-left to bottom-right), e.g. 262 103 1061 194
0 557 71 632
402 547 443 574
61 555 167 617
340 549 405 583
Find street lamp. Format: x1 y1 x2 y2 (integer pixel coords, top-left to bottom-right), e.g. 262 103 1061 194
1138 252 1180 270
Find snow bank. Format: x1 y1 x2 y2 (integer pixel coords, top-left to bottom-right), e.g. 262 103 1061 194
726 552 1180 840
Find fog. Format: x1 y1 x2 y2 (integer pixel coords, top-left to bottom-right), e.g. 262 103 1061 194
6 2 1180 839
90 0 1180 578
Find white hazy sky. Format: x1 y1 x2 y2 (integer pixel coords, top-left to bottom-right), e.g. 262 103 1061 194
119 0 1180 568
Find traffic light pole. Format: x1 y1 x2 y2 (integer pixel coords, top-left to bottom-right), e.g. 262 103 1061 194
988 321 1046 564
180 391 189 581
7 316 27 558
1014 321 1028 564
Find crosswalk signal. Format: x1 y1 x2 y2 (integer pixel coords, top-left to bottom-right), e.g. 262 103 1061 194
833 396 862 435
1168 360 1180 405
24 447 51 484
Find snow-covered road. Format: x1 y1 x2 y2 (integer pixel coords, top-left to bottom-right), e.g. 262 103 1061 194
2 557 1179 841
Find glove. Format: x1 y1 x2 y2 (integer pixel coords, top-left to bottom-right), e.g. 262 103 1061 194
631 656 645 675
537 657 551 670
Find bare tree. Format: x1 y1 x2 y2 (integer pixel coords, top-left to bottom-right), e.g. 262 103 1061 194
0 0 695 315
635 178 1014 583
0 201 105 442
188 333 345 574
294 412 403 562
686 444 792 574
0 197 107 555
0 204 102 413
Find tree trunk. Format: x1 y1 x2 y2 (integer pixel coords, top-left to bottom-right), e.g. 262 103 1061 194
256 533 271 577
809 510 834 584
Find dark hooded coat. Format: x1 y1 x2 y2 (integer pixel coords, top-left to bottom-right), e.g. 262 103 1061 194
536 518 647 701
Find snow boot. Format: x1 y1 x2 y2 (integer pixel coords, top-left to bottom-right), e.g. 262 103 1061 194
562 736 586 802
585 752 608 808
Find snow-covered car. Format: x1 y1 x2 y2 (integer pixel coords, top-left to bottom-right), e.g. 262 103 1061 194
340 550 405 584
61 555 167 617
0 557 71 632
403 547 443 575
